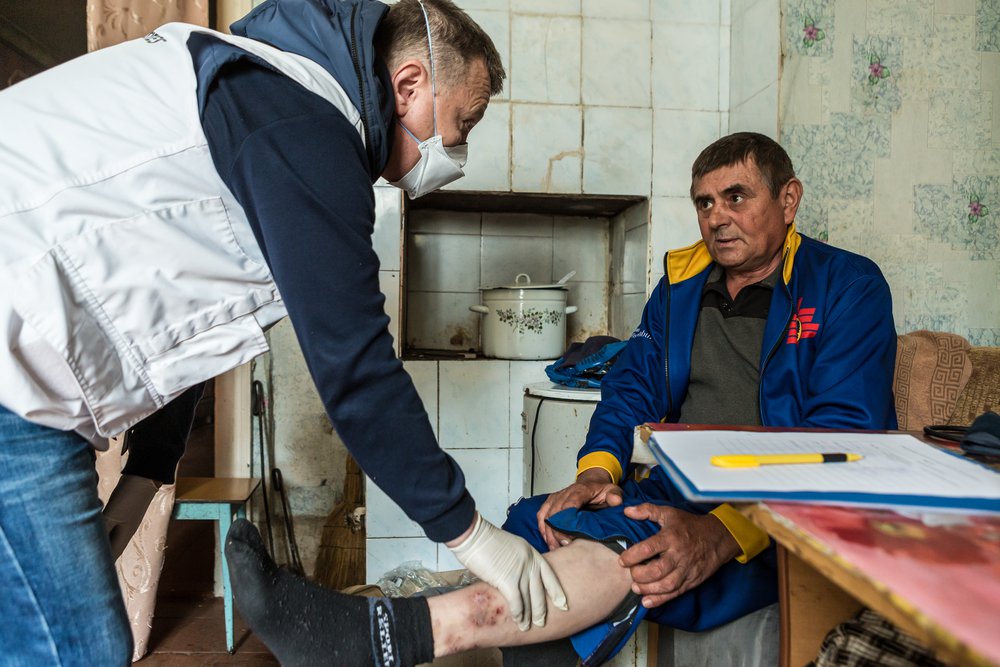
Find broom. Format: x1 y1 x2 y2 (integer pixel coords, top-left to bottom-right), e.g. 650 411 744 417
314 454 367 590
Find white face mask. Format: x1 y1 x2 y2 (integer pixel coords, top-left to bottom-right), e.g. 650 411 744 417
389 0 469 199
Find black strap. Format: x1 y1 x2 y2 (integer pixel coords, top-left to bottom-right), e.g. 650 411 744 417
923 424 966 444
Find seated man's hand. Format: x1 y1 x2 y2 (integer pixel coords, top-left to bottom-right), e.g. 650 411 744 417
536 468 623 550
618 504 741 608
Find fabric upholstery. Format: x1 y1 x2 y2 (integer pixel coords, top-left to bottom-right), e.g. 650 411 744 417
893 331 972 430
947 347 1000 427
96 442 176 662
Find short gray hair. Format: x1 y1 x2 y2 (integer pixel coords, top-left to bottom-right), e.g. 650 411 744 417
375 0 506 96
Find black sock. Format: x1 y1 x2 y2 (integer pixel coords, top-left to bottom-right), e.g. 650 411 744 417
225 518 435 666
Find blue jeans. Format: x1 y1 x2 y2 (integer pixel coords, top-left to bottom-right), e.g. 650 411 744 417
0 405 131 666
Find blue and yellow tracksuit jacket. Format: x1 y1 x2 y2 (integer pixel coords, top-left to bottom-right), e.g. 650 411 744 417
576 224 898 562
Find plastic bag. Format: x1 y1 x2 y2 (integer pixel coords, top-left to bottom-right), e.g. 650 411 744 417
375 561 478 598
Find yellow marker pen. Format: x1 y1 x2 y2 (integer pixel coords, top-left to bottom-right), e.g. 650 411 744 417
711 453 863 468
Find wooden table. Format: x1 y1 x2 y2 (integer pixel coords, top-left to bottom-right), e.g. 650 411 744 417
741 501 1000 667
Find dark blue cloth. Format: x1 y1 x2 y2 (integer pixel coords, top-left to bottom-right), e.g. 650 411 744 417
201 60 474 543
189 0 394 178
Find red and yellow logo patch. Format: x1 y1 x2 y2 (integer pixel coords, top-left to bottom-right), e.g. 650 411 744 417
787 297 820 344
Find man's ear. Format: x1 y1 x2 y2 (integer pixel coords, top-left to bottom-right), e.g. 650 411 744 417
391 60 428 119
782 177 803 225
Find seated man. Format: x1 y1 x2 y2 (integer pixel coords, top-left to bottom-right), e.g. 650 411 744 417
501 131 898 664
226 132 898 667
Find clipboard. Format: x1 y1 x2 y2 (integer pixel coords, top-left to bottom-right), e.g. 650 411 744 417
645 428 1000 513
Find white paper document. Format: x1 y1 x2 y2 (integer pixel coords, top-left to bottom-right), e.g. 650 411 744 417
648 431 1000 513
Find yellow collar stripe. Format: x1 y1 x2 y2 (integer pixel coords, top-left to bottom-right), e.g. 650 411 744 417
664 223 800 286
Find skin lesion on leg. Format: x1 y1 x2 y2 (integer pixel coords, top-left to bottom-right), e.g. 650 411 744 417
428 539 633 658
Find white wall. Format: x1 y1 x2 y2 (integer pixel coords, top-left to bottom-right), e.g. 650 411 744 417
366 0 733 580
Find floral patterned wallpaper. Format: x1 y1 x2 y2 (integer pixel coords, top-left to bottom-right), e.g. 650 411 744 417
779 0 1000 346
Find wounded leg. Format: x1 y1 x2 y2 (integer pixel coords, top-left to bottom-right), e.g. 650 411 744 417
226 519 632 666
428 539 631 657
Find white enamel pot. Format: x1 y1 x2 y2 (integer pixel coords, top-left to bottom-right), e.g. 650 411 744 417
469 274 577 360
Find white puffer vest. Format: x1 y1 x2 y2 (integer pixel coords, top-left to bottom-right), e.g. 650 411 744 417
0 23 364 441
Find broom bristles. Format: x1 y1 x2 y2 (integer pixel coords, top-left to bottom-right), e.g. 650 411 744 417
314 456 365 590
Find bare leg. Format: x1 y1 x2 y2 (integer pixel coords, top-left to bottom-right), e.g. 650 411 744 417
428 540 631 658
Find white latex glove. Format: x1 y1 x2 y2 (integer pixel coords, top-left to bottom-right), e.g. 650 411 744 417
449 513 568 631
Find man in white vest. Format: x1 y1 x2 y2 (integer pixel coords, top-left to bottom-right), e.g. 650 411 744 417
0 0 565 663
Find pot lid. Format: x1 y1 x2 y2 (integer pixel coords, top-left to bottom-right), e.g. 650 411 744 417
489 273 569 290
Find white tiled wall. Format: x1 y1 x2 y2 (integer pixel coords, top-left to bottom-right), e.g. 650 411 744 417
729 0 780 137
405 209 613 352
366 0 735 578
366 358 552 579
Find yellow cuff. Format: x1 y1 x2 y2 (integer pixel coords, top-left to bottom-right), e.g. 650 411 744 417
576 451 623 485
710 503 770 564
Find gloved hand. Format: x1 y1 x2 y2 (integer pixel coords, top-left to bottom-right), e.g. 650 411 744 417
448 513 568 631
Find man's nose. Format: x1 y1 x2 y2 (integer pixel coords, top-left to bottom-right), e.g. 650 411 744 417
706 205 729 229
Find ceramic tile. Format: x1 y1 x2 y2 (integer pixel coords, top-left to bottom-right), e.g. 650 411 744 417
403 359 439 438
366 537 438 583
729 81 778 138
652 0 720 24
650 196 702 274
443 448 512 527
652 22 721 111
610 212 626 288
510 0 580 15
509 361 552 448
719 24 731 111
583 0 648 19
510 15 581 104
407 232 482 292
508 447 527 506
564 281 610 341
467 9 510 101
438 360 510 448
373 186 403 272
405 291 481 351
379 270 400 354
623 224 648 292
583 106 653 196
365 477 423 538
652 109 722 197
446 101 510 192
621 200 649 232
729 0 779 107
511 104 583 193
552 216 610 283
406 209 481 235
624 293 648 331
481 234 555 288
458 0 508 10
582 19 651 107
482 213 554 237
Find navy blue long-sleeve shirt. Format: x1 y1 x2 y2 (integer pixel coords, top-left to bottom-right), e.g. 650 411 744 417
199 60 474 543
